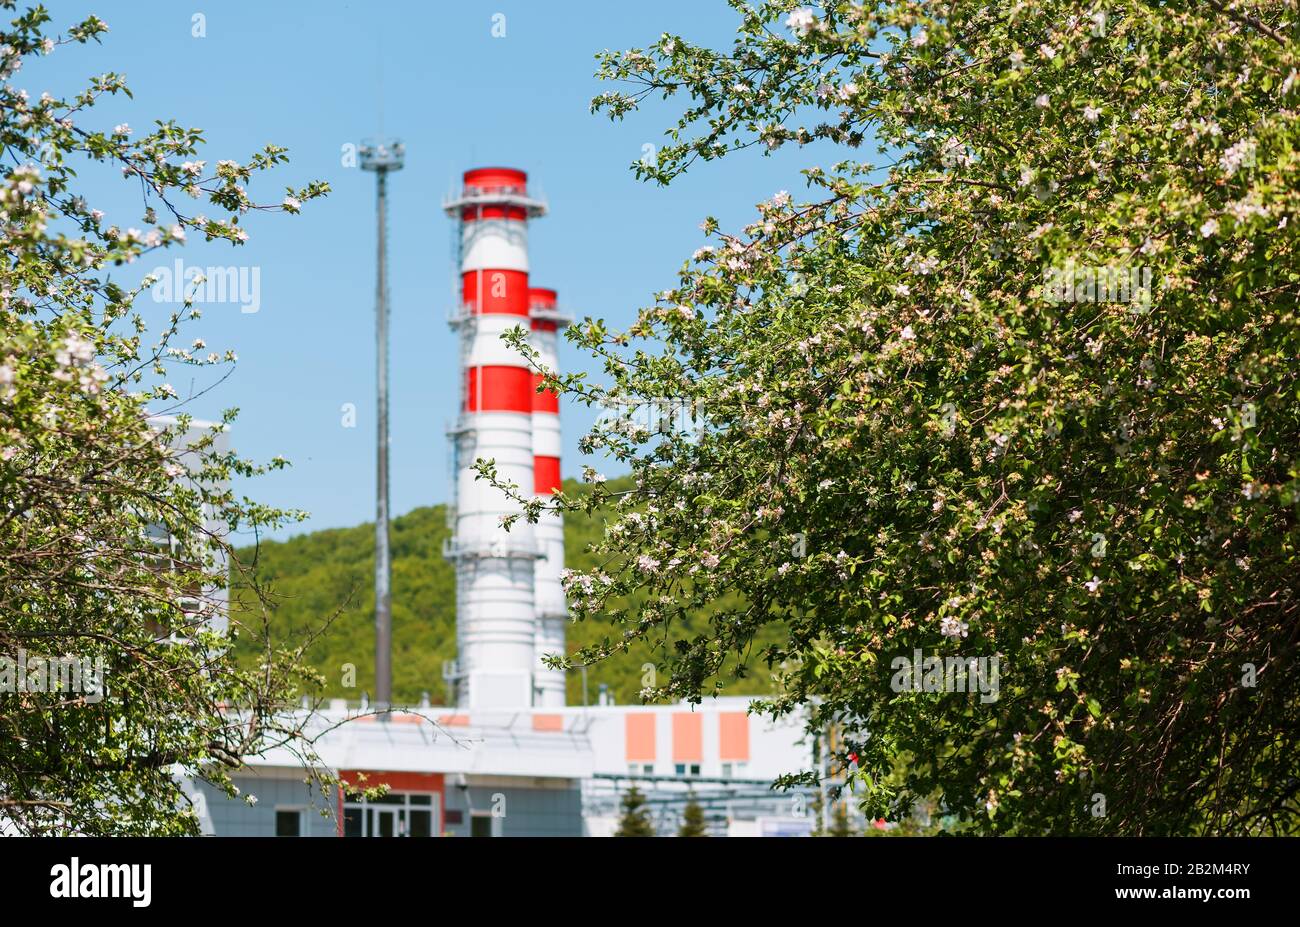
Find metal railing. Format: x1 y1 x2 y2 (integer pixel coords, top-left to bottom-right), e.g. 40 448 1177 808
441 535 542 561
442 189 548 218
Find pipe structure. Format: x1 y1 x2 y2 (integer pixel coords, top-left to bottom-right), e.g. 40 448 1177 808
528 286 571 707
443 167 546 709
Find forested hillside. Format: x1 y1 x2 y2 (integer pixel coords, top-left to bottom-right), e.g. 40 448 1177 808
229 477 777 706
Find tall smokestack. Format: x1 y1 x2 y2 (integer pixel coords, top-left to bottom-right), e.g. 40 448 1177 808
443 168 546 709
529 287 569 707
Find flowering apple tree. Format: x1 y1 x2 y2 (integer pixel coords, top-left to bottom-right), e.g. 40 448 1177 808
0 5 335 834
497 0 1300 834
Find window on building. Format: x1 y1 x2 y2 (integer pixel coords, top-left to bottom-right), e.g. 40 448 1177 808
470 813 498 837
140 520 217 640
275 809 303 837
674 763 701 778
341 792 438 837
343 806 362 837
629 762 653 777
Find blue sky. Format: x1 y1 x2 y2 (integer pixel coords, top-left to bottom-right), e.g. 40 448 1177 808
28 1 823 541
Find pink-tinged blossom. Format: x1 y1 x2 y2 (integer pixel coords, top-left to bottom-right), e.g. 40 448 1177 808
940 616 969 639
1219 138 1256 176
785 8 816 37
56 334 94 367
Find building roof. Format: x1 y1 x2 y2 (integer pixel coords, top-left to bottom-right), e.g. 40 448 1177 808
243 708 595 780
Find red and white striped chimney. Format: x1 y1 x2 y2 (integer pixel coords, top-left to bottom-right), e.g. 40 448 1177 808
444 167 545 709
529 286 569 707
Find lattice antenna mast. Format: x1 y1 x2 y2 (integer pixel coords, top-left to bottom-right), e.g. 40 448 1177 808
360 138 404 708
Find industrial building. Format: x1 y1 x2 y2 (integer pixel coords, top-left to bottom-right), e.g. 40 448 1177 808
197 167 815 836
193 698 815 837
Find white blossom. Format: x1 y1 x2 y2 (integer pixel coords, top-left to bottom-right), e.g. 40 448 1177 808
56 334 94 367
785 8 816 37
940 616 969 639
1219 137 1256 176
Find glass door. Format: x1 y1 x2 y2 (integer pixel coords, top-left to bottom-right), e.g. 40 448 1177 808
342 792 439 837
370 806 399 837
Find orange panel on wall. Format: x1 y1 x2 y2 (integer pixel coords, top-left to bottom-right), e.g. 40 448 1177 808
719 712 750 761
339 770 444 794
625 713 656 762
672 712 703 763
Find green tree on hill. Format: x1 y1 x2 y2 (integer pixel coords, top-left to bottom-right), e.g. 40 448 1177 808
230 476 783 706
